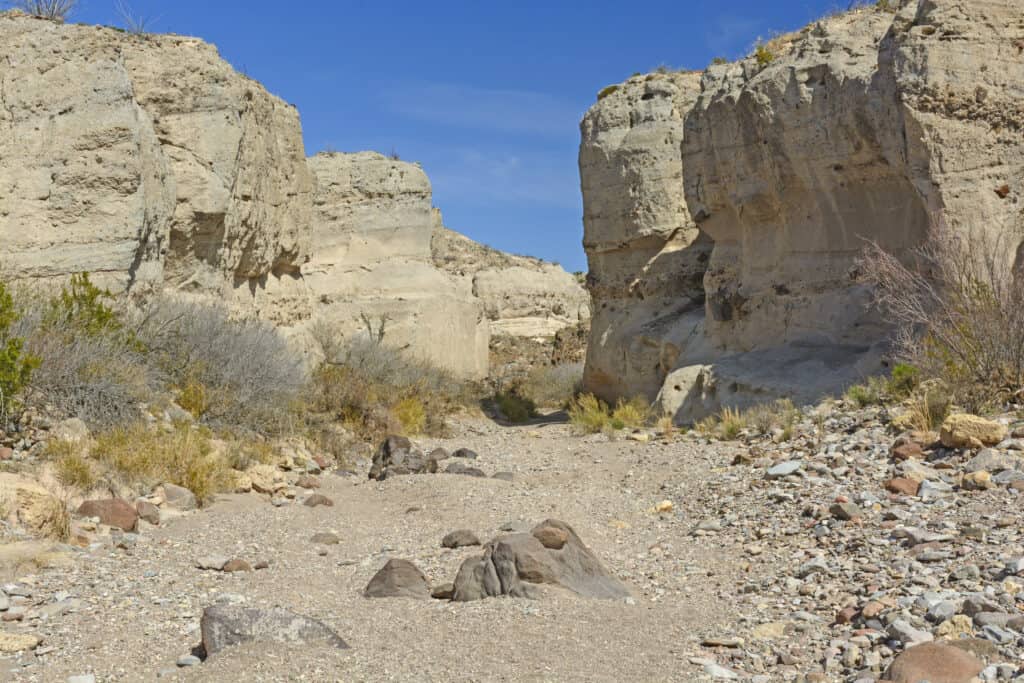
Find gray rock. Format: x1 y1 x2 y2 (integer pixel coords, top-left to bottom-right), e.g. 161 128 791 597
452 448 479 459
918 479 954 500
444 461 487 477
927 600 958 622
441 529 481 548
176 655 201 667
200 605 348 656
965 449 1022 473
67 676 96 683
887 619 933 646
982 624 1016 645
196 556 230 571
766 461 802 479
161 482 198 511
796 557 829 579
310 532 340 545
363 559 431 599
368 436 438 481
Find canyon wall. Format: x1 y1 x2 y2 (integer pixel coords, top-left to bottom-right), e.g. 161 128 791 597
304 153 489 378
0 12 313 325
431 216 590 338
580 0 1024 421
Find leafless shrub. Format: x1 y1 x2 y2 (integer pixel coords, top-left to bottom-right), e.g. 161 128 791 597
7 0 76 21
131 296 307 435
114 0 159 35
519 362 583 408
857 219 1024 411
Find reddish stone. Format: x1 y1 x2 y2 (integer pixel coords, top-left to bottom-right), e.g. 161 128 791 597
295 475 320 490
834 606 859 624
861 601 885 618
312 455 329 470
135 500 160 526
885 477 920 496
0 447 13 461
223 559 252 572
891 442 924 461
303 494 334 508
76 498 138 532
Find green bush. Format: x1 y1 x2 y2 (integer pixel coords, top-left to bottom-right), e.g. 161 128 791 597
888 363 920 397
0 281 39 416
754 44 774 67
493 391 536 424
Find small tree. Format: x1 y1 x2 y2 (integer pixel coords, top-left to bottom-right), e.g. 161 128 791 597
8 0 77 21
0 281 40 418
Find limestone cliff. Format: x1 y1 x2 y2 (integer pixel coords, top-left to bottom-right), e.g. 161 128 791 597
0 12 313 324
580 0 1024 421
305 153 489 378
431 216 590 338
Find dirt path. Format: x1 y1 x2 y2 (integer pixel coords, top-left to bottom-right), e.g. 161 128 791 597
5 418 752 682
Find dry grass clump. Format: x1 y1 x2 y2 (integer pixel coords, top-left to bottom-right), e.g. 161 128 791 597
8 0 76 21
91 422 231 506
519 362 582 408
492 391 537 424
308 333 474 442
53 449 96 491
568 394 651 433
696 399 800 441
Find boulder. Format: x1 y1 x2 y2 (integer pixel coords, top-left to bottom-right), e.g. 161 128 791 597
159 483 197 511
76 499 138 532
135 500 161 526
363 559 431 599
441 529 481 548
49 418 90 445
0 474 65 538
941 414 1008 449
200 605 348 656
368 436 438 481
452 519 628 602
885 642 984 683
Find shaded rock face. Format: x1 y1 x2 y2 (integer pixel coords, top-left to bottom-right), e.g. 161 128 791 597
363 559 431 599
452 519 629 602
304 153 489 378
579 0 1024 421
0 13 313 324
200 605 348 656
431 220 590 338
367 436 439 481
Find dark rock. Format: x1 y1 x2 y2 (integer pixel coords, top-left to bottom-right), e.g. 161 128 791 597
431 583 454 600
311 532 340 545
222 559 251 573
445 462 486 477
428 448 449 461
441 529 481 548
303 494 334 508
368 436 438 480
452 519 629 602
829 502 863 521
295 475 320 489
452 448 478 460
363 559 430 599
200 605 348 656
76 499 138 532
135 500 160 526
161 483 197 511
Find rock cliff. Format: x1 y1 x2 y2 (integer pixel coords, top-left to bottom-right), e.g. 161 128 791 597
580 0 1024 421
305 153 489 378
431 216 590 338
0 12 313 324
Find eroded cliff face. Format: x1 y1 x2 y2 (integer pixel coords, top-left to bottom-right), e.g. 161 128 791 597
579 71 712 401
581 0 1024 420
304 153 489 378
0 13 313 324
431 216 590 338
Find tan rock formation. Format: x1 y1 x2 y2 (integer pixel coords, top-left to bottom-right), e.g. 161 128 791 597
431 216 589 338
304 153 489 378
579 71 712 401
580 0 1024 421
0 12 313 324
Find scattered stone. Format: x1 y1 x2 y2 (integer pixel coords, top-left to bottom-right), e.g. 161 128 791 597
295 475 320 489
0 631 42 652
491 471 514 481
885 477 920 496
196 556 230 571
363 559 431 599
829 502 863 521
431 583 454 600
160 483 197 511
311 532 340 545
135 500 160 526
176 655 201 667
368 436 438 480
222 559 251 572
200 605 348 656
444 462 486 477
452 448 478 459
441 529 481 548
76 499 138 532
303 494 334 508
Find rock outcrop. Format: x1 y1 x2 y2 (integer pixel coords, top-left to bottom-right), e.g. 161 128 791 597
304 152 489 377
432 217 590 338
0 12 313 324
580 0 1024 421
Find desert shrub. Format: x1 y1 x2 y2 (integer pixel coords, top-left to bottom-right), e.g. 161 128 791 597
308 332 473 442
91 422 231 505
0 280 39 418
888 363 920 397
754 43 774 67
844 376 889 407
717 407 746 440
493 391 536 424
711 56 728 66
568 393 611 433
132 296 306 435
904 381 952 431
597 84 620 100
53 449 96 491
520 362 582 408
858 222 1024 412
611 396 650 429
744 399 800 436
8 0 76 21
114 0 157 34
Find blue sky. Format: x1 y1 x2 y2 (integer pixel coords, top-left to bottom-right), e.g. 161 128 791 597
73 0 845 272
